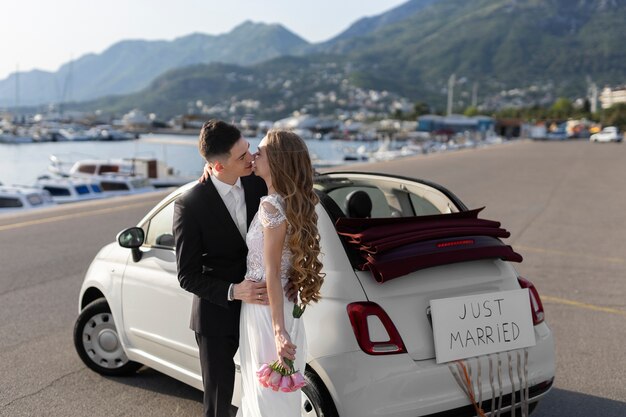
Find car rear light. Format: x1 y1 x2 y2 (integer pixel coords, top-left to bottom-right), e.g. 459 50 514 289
518 276 545 325
436 239 475 248
347 302 406 355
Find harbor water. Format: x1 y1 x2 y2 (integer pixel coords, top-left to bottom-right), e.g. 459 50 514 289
0 133 361 187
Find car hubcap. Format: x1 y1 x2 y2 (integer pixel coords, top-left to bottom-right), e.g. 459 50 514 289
81 312 128 369
301 391 319 417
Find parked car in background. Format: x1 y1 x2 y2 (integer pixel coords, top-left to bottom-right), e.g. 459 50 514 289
73 172 555 417
546 126 568 141
590 126 622 143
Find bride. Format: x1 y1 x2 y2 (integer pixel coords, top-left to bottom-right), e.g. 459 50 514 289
237 130 325 417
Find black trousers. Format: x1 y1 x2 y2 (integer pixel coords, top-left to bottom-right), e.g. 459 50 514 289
195 333 239 417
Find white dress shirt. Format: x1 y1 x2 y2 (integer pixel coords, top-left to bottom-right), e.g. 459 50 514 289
210 175 247 240
210 175 247 301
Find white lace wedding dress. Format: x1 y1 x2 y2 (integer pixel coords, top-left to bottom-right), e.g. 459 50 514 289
236 194 306 417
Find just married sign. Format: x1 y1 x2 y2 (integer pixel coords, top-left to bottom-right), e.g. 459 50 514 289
430 289 536 364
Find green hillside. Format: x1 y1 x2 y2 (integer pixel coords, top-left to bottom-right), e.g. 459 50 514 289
64 0 626 118
326 0 626 102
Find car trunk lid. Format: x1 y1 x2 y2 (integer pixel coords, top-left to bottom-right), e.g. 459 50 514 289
354 258 522 361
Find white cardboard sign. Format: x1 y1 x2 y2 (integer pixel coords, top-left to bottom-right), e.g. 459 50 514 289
430 289 536 364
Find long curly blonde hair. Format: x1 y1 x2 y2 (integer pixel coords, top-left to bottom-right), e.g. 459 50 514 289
265 130 324 305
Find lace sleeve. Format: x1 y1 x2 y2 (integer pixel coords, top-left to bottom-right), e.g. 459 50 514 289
259 195 287 229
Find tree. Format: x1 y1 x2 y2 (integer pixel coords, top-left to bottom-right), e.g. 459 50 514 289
463 106 479 117
550 98 573 119
602 103 626 131
413 101 430 116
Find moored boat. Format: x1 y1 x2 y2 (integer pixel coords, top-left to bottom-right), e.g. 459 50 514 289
94 173 155 196
0 184 56 214
35 176 107 204
48 155 194 188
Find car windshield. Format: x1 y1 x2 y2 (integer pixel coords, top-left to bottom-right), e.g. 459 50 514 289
314 174 460 220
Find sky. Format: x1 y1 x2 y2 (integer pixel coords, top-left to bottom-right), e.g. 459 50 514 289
1 0 407 80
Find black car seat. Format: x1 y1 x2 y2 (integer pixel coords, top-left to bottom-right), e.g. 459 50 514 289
345 190 372 218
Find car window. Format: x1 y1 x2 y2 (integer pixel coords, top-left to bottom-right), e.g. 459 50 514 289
409 193 444 216
144 200 175 249
328 186 392 218
317 174 459 219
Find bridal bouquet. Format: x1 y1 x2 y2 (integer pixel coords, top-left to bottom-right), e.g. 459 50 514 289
256 303 308 392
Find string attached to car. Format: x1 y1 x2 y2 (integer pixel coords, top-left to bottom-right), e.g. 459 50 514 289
448 349 530 417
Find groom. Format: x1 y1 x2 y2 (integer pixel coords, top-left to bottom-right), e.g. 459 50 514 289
173 120 268 417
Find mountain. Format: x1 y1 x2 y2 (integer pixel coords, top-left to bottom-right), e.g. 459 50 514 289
6 0 626 115
0 21 308 107
313 0 438 48
67 55 356 120
316 0 626 105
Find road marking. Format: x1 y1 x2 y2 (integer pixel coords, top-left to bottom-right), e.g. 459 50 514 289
0 202 150 232
542 295 626 317
516 245 625 264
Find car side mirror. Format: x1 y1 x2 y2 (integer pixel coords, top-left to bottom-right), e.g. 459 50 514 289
117 227 145 262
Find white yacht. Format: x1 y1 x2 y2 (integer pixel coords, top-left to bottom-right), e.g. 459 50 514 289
94 173 155 196
0 184 56 213
85 125 137 141
35 176 106 204
49 155 193 188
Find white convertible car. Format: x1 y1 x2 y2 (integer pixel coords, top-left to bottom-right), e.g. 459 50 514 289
74 172 555 417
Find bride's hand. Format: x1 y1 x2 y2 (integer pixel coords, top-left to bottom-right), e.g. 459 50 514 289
275 329 297 368
198 163 212 183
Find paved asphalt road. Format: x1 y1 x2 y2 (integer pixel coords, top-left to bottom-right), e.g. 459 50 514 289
1 139 625 416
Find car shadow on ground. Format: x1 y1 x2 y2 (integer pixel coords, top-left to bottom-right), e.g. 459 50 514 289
106 371 626 417
533 388 625 417
110 366 203 403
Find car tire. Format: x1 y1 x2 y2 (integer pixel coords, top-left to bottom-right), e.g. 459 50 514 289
73 298 142 376
301 369 339 417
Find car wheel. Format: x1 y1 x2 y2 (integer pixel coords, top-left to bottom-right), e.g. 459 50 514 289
301 369 339 417
73 298 141 376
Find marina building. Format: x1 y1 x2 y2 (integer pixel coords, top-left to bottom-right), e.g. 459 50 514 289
599 86 626 109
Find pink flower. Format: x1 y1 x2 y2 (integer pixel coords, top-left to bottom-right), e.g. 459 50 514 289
268 370 282 391
290 372 307 389
256 363 271 379
256 364 272 387
258 374 270 388
279 375 294 392
256 303 309 392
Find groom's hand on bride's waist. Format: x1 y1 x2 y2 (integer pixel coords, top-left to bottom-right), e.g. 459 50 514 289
233 280 269 305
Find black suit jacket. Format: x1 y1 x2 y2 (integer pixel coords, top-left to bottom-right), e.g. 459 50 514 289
173 175 267 337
